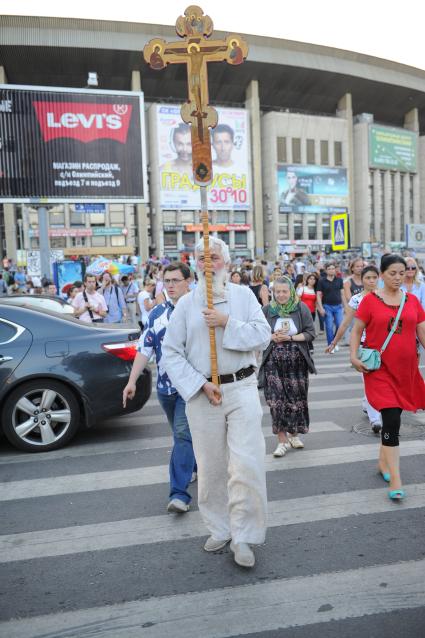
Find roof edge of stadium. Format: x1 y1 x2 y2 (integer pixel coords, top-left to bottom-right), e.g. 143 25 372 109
2 13 425 84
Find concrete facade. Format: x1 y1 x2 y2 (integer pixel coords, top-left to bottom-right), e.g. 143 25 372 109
2 17 425 261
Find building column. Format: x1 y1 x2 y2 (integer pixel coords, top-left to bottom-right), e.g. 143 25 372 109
316 214 323 240
0 66 7 83
245 80 264 257
132 70 150 260
4 204 17 260
383 171 391 245
404 108 419 133
373 170 382 243
394 173 401 241
337 93 355 243
413 174 420 224
402 173 410 240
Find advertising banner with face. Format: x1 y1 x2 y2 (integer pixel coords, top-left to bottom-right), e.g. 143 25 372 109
156 104 251 210
0 86 148 202
278 164 348 214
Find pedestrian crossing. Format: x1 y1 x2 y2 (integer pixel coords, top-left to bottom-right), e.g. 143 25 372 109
1 345 424 637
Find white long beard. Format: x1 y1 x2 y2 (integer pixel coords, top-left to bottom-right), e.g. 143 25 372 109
197 268 228 302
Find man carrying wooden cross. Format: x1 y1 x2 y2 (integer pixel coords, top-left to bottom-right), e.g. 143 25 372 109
146 4 270 568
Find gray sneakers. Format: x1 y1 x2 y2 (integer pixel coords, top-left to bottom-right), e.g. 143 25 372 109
167 498 189 513
230 541 255 568
204 537 231 552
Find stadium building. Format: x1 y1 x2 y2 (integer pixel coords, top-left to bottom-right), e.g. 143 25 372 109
1 14 425 261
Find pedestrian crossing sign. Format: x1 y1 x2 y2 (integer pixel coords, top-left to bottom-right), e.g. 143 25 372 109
331 213 349 251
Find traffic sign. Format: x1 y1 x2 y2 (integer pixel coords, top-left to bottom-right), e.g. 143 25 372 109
331 213 349 251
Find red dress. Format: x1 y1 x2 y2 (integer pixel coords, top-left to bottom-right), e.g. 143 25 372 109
355 292 425 411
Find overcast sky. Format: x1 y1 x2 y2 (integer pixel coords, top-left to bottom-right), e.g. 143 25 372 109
4 0 424 71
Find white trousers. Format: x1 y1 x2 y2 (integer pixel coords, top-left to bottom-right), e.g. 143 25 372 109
185 374 267 545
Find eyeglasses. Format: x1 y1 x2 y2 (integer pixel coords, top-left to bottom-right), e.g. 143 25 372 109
163 278 185 285
406 266 417 271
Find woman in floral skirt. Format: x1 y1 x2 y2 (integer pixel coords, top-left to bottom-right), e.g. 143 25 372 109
259 276 316 457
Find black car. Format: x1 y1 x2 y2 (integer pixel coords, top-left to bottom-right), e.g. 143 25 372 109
0 303 151 452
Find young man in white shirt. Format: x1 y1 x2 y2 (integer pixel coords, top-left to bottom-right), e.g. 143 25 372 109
72 274 107 323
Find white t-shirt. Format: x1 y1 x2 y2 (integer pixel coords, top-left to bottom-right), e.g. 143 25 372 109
72 290 107 323
349 292 366 342
137 290 152 326
274 317 297 336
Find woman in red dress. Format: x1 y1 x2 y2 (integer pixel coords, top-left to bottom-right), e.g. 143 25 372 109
350 255 425 501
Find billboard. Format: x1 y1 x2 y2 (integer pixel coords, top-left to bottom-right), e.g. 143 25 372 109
277 164 348 214
369 125 417 172
406 224 425 250
156 104 250 210
0 85 148 202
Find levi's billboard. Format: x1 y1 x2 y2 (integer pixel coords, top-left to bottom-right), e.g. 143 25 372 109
0 86 148 202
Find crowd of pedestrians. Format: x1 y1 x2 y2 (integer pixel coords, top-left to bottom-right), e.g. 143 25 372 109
2 247 425 566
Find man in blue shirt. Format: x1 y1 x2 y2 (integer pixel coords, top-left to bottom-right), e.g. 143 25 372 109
123 262 196 513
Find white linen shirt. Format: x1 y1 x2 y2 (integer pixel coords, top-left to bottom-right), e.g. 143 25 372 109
162 282 272 402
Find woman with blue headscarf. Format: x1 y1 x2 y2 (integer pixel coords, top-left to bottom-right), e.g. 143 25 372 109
258 276 316 457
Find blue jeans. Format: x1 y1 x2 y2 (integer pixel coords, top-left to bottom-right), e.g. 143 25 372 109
323 304 344 345
157 392 196 504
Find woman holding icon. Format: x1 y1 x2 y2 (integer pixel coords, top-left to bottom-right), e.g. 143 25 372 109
258 277 316 457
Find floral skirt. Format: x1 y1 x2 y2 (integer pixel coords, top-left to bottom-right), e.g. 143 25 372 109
263 342 310 435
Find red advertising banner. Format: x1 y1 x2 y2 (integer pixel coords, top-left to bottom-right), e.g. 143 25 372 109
0 86 147 202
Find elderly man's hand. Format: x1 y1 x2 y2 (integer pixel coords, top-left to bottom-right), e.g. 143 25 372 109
202 381 222 406
202 308 229 328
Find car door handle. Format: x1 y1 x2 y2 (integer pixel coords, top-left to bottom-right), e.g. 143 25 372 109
0 356 13 363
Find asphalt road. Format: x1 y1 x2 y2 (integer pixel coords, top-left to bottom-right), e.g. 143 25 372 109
1 337 425 638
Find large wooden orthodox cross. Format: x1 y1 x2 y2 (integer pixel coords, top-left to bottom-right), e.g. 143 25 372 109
144 5 248 386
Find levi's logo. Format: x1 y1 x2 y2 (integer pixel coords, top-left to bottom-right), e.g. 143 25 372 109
33 102 133 144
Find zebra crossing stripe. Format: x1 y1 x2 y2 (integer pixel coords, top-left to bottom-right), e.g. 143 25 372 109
1 440 424 502
0 422 343 465
1 558 424 637
1 483 424 563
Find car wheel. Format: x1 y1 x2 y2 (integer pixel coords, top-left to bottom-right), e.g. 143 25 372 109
2 380 80 452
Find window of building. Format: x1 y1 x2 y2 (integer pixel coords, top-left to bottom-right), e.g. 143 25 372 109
109 204 124 213
111 235 126 247
50 237 66 249
90 212 105 226
180 211 194 223
279 213 289 239
110 211 125 226
234 231 247 247
182 232 196 248
91 236 107 247
216 211 229 223
217 231 229 244
49 210 65 227
71 236 86 247
294 214 303 240
277 137 287 163
163 211 177 224
334 141 342 166
307 139 315 164
320 140 329 165
308 215 317 240
322 216 330 240
70 211 85 226
233 211 246 223
164 232 177 248
292 138 301 164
